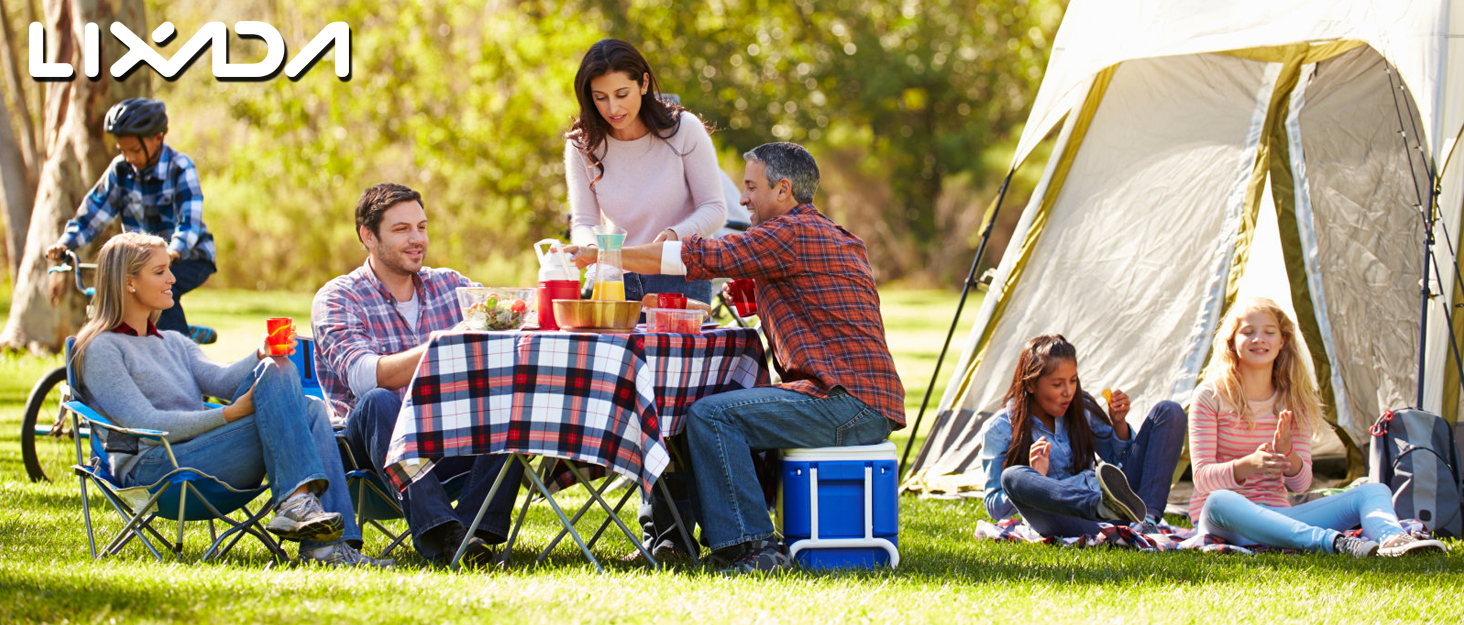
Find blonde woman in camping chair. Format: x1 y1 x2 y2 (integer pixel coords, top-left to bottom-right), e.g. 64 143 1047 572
1188 297 1445 556
975 334 1187 537
70 232 391 567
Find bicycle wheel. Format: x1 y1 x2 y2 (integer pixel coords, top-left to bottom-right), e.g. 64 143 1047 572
20 366 75 482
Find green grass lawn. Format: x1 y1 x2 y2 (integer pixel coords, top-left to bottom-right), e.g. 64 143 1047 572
1 288 1461 624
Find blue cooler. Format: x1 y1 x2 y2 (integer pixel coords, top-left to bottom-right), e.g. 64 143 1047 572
777 441 899 569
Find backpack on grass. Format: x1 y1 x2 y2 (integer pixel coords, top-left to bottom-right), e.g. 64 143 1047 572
1368 408 1463 537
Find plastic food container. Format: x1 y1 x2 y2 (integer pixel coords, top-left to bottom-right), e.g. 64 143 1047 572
457 287 535 331
646 308 706 334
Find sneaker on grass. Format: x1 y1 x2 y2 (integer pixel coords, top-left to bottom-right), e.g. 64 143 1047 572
267 492 343 543
1378 531 1447 557
301 543 395 568
717 539 790 575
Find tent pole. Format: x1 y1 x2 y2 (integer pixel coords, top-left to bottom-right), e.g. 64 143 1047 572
899 169 1016 478
1418 225 1432 409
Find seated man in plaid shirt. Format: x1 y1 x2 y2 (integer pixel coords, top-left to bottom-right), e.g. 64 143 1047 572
312 183 522 567
568 142 905 573
46 98 216 340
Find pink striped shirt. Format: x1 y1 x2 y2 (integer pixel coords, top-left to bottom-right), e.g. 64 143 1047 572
1187 383 1313 521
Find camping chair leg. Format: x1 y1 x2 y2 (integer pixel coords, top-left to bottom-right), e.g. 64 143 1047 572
202 501 278 562
517 456 603 573
371 520 411 559
563 462 655 568
79 473 99 559
452 453 520 571
210 519 217 544
538 474 621 562
175 483 190 557
101 485 171 560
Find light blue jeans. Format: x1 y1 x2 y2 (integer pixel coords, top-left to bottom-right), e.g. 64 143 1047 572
1198 482 1403 552
125 357 360 550
686 387 892 551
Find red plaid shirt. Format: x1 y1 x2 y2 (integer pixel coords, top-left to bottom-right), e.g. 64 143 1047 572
311 259 476 419
681 203 905 427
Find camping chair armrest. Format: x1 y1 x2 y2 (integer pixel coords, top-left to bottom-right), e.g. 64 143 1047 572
204 402 224 409
63 401 170 442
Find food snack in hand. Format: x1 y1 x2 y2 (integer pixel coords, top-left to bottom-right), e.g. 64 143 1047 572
1101 388 1113 404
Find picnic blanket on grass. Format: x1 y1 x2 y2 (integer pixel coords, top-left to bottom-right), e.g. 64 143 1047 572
974 518 1429 554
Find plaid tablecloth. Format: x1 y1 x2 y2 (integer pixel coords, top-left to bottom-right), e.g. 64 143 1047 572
383 328 768 493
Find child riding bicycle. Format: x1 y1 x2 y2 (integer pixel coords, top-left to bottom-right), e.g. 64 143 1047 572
45 97 218 343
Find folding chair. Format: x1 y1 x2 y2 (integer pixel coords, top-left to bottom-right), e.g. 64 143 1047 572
64 338 288 562
287 336 325 400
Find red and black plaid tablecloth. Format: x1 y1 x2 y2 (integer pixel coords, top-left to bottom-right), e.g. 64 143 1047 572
383 328 768 493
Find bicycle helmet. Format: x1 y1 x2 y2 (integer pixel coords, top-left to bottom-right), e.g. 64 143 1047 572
104 98 168 136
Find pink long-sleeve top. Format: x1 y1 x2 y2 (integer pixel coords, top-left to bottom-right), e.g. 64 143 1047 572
565 111 727 248
1187 382 1313 522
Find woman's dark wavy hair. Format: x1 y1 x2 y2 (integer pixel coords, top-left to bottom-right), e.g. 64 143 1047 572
566 39 698 187
1001 334 1101 473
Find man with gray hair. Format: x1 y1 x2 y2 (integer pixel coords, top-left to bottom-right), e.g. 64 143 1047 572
567 142 905 573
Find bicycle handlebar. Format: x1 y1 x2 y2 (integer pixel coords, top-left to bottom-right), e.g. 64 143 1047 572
46 250 91 297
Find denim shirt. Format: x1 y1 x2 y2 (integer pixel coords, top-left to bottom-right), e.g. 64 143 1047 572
977 396 1132 520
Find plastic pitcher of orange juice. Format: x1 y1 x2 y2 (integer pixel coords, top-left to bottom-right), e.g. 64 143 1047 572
592 225 627 300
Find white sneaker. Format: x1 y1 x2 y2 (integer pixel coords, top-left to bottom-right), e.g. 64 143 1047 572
1378 531 1448 557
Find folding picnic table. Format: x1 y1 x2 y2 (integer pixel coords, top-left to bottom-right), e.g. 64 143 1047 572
382 327 769 571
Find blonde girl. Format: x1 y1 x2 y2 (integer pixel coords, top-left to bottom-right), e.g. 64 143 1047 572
1189 297 1444 556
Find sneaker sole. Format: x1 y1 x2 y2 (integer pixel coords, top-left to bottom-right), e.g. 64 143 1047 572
1379 539 1447 557
1095 462 1145 524
267 514 344 543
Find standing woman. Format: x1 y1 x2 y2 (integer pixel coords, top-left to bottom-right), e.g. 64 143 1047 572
976 335 1188 537
1189 297 1446 556
71 233 391 567
565 38 727 304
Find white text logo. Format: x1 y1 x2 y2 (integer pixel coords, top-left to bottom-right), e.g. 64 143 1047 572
29 21 351 81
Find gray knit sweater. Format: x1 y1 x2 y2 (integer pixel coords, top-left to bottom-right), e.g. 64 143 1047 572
78 330 259 478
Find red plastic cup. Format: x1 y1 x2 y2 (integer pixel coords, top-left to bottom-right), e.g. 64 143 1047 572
266 317 295 356
537 279 582 330
727 279 757 317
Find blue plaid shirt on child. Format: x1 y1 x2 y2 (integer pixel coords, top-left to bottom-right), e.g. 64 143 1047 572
58 144 215 262
311 259 477 421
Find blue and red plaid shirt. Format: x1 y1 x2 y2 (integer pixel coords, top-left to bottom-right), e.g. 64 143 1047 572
311 259 476 419
681 203 906 427
58 144 215 263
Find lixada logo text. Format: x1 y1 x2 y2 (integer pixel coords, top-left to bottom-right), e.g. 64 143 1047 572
30 21 350 81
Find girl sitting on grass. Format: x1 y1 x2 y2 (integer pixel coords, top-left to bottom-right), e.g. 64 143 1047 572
977 334 1187 537
71 232 391 567
1189 297 1446 556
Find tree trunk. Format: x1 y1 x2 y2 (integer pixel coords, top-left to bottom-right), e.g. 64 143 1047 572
0 91 34 279
1 0 146 353
0 0 42 187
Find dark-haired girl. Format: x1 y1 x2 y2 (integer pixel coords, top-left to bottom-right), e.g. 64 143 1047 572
564 38 726 304
976 335 1187 537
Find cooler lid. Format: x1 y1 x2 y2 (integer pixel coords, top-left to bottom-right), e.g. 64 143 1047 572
783 440 896 461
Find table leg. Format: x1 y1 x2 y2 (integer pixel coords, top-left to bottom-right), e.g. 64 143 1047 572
582 483 638 555
563 462 658 569
497 486 536 566
518 456 603 573
538 473 622 564
657 477 700 564
451 453 519 571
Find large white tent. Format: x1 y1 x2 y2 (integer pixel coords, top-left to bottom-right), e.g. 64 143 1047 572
905 0 1464 495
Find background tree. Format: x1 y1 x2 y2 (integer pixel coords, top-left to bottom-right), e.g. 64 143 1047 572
0 0 147 352
0 0 43 279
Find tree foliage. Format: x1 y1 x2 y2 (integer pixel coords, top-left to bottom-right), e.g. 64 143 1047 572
150 0 1062 289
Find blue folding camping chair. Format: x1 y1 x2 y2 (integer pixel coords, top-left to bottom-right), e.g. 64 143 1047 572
65 338 288 562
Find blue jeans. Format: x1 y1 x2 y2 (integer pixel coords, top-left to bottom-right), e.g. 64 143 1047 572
1199 482 1404 552
343 389 524 562
625 273 712 305
1000 401 1187 537
156 258 215 335
126 357 359 550
686 386 892 551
